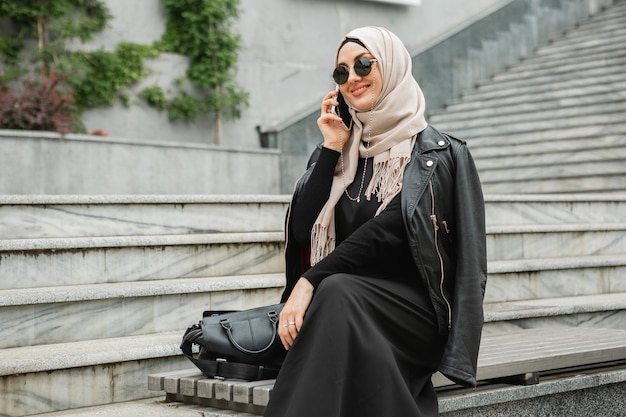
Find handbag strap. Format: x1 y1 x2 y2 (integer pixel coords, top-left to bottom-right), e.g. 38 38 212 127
220 309 279 354
180 324 280 380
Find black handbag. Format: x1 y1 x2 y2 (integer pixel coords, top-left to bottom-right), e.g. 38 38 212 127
180 303 287 380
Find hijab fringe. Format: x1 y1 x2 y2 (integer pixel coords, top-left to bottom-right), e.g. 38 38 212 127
311 223 336 266
366 154 411 215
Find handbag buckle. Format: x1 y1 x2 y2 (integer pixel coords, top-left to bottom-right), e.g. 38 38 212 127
214 358 227 380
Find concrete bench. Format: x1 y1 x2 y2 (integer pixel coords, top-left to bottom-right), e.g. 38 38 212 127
148 327 626 415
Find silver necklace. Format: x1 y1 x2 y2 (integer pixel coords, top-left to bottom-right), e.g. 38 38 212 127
340 73 375 203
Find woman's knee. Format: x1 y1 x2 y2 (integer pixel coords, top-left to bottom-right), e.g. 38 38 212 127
315 273 351 299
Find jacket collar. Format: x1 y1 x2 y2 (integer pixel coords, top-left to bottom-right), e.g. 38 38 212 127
415 124 450 155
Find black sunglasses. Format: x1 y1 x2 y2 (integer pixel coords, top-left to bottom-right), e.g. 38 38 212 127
332 57 378 85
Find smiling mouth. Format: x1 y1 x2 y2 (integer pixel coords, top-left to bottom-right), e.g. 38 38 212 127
351 85 369 96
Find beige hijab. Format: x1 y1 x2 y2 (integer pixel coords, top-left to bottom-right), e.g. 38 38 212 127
310 26 428 265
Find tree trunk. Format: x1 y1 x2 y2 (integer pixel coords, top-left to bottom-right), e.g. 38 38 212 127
36 15 49 76
214 110 222 145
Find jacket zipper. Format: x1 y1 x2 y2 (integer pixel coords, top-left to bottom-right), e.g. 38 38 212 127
429 180 452 330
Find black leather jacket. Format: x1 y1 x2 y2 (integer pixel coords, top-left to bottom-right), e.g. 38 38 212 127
282 125 487 387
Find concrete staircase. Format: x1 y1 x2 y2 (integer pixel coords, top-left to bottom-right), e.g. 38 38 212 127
1 193 625 416
481 194 626 336
0 195 289 416
429 0 626 194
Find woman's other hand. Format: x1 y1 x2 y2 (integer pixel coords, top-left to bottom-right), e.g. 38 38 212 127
317 89 349 152
279 277 314 350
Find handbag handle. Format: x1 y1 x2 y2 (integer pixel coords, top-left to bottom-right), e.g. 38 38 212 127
220 309 279 354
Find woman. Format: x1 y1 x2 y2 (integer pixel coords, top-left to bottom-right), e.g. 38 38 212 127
264 26 487 417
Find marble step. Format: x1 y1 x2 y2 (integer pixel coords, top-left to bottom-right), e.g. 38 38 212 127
475 143 626 170
442 80 626 115
0 293 626 416
478 158 626 185
0 331 191 417
469 134 624 159
3 291 624 416
479 57 626 90
496 39 625 75
23 398 244 417
2 193 623 234
0 232 285 290
489 54 626 84
455 74 626 108
536 26 626 56
1 214 622 294
512 33 626 68
481 175 626 194
479 165 626 194
483 194 626 226
486 223 626 261
458 116 626 142
0 195 290 240
548 5 626 41
485 254 626 303
2 247 622 349
443 106 625 139
436 62 626 115
0 273 284 349
474 157 624 195
434 100 626 131
483 291 626 334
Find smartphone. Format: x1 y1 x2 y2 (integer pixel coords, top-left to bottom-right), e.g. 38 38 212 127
329 84 339 114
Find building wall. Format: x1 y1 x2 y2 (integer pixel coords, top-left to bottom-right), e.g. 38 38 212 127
80 0 510 147
0 131 280 195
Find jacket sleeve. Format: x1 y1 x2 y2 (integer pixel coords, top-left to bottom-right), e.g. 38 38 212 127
282 145 336 301
437 141 487 387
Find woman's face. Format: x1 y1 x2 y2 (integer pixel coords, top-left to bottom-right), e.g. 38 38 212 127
336 42 383 112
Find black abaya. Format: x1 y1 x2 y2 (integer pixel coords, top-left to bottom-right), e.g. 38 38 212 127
264 149 447 417
264 273 446 417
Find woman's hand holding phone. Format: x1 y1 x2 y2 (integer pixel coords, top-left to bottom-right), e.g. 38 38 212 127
317 85 348 152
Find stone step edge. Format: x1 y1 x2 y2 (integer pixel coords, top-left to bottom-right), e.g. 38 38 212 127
445 82 626 111
2 192 624 206
454 87 626 111
487 222 626 235
475 147 626 169
461 123 626 142
483 292 626 323
3 222 623 254
26 398 249 417
469 62 626 94
0 273 286 306
497 43 625 73
477 162 626 182
443 113 626 138
0 331 183 377
0 194 291 205
2 251 624 306
433 98 626 124
469 135 623 154
534 29 626 56
512 40 626 68
489 254 626 274
487 55 626 85
483 193 626 203
0 231 285 252
4 292 624 378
